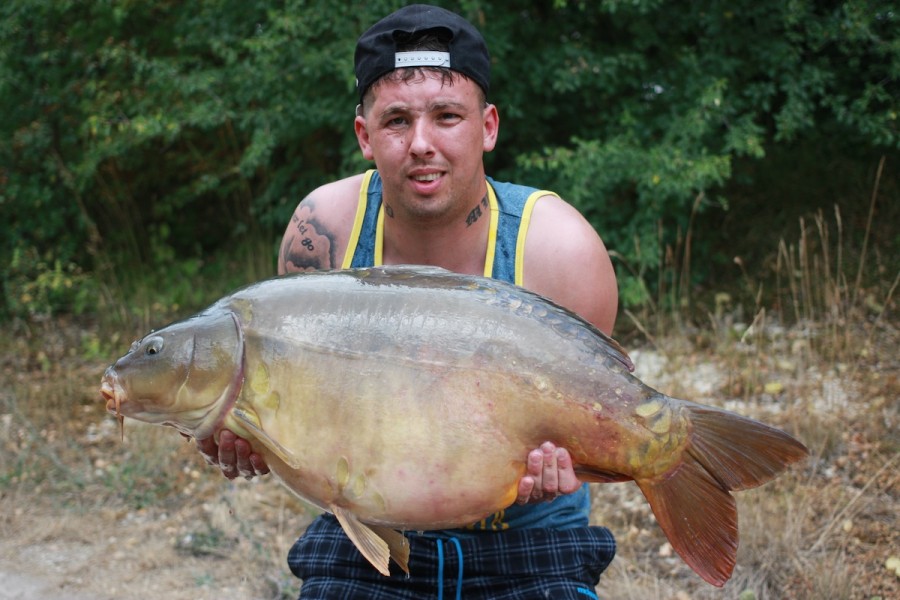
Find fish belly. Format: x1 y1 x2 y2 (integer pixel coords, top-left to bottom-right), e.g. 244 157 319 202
237 349 562 529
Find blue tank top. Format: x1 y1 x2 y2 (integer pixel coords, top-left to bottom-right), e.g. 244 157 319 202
342 170 592 532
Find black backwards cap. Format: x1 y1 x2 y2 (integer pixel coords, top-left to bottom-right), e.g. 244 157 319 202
354 4 491 102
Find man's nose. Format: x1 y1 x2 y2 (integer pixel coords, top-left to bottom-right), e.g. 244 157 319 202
408 119 435 157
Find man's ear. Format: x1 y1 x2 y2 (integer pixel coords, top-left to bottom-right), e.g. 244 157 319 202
482 103 499 152
355 114 375 161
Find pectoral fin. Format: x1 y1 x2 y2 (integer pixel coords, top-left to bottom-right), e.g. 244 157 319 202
331 504 409 576
369 524 410 575
231 405 302 469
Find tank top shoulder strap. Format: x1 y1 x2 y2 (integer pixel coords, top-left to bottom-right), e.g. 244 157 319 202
342 170 381 269
487 177 559 286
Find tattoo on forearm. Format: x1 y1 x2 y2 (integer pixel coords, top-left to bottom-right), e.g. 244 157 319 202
279 199 336 271
465 194 489 227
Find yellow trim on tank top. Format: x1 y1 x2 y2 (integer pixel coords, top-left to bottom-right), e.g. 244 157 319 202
371 179 500 274
483 181 499 278
341 170 376 270
514 190 559 286
374 198 385 265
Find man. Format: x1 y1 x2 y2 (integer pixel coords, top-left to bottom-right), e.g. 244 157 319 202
200 4 619 598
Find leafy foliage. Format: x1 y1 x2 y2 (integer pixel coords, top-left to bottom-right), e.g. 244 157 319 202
1 0 896 318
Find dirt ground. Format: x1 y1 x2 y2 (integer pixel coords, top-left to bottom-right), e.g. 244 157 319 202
0 446 310 600
0 328 310 600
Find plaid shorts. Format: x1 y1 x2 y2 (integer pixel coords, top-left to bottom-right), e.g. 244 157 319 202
287 514 616 599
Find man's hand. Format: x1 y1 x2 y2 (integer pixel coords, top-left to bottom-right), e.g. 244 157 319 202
196 429 270 480
516 441 581 504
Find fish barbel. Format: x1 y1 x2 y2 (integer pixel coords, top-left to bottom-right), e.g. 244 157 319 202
99 266 808 586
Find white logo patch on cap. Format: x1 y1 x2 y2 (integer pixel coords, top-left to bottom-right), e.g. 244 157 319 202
394 51 451 69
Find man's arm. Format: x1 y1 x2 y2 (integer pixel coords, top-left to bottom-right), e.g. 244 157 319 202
522 194 618 335
278 174 366 273
279 198 339 273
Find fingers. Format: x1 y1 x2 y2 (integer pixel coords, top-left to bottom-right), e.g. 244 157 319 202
516 447 545 504
217 430 240 480
554 446 581 494
248 453 271 477
196 434 220 467
196 429 270 480
233 436 270 478
516 475 536 505
516 442 582 504
540 441 559 495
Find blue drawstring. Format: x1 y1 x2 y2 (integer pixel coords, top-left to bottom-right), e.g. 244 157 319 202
436 537 464 600
436 539 444 600
450 537 463 600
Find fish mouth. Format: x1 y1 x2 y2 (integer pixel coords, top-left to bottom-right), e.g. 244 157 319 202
100 367 120 412
100 366 126 438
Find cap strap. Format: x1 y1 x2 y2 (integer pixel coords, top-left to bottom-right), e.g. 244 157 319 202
394 51 451 69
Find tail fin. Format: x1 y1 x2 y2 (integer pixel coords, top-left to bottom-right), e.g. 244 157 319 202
636 402 808 587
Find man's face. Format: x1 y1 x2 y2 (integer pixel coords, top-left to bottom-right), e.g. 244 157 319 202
354 71 499 224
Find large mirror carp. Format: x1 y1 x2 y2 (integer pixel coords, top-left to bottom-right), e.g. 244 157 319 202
100 266 808 586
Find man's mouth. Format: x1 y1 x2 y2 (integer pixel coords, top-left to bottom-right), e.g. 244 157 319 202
411 172 442 182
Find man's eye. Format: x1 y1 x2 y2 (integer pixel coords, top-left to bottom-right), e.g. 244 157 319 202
387 117 407 126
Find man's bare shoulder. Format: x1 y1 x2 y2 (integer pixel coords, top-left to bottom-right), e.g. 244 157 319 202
278 174 366 274
522 194 619 335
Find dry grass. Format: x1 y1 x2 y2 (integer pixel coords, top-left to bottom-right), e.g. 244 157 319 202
595 166 898 598
591 331 898 599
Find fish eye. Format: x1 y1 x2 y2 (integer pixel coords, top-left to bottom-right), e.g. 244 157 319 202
145 336 164 356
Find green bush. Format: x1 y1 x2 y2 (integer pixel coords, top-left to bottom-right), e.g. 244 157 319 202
4 245 98 319
2 0 896 318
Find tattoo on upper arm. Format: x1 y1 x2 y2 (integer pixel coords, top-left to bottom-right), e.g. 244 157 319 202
279 199 337 272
